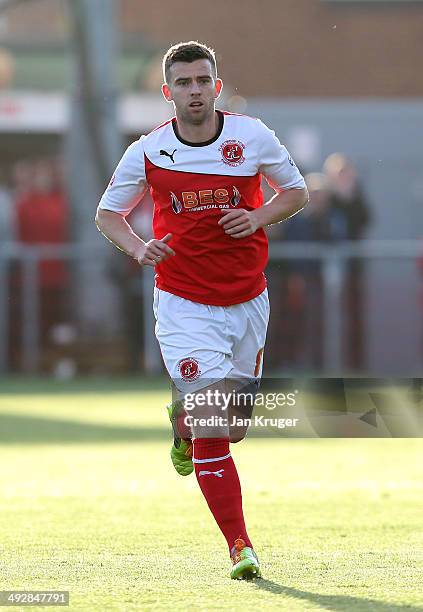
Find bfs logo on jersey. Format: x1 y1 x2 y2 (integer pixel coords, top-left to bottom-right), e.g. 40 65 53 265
219 140 246 167
178 357 201 382
170 187 241 213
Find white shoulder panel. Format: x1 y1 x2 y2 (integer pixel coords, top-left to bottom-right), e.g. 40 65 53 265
98 137 147 215
255 119 305 191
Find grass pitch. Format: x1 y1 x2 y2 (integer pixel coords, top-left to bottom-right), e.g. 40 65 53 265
0 378 422 611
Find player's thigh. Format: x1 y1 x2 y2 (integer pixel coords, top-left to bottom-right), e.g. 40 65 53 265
226 289 270 441
228 288 270 382
153 287 232 393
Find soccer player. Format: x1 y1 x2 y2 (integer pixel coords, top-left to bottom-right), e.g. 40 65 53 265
96 41 308 580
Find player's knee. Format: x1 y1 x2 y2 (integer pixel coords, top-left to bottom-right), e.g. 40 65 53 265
229 426 248 443
230 435 245 444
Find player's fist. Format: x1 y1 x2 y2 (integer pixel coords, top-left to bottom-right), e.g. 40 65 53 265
136 233 175 266
218 209 259 239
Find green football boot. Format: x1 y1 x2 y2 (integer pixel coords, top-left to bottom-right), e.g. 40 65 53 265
166 401 193 476
230 538 262 580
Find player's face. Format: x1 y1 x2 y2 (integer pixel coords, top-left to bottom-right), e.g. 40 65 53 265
162 59 222 125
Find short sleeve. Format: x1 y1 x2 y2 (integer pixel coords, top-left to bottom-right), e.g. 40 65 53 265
98 137 148 216
257 119 305 192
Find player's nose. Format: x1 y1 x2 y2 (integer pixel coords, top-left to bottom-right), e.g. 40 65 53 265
190 81 201 95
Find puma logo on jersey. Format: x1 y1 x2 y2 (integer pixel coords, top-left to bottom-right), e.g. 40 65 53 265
160 149 177 163
198 469 225 478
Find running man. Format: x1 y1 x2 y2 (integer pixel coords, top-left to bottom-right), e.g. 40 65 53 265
96 41 308 579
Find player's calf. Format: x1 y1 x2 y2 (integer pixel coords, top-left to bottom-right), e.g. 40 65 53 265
227 379 259 443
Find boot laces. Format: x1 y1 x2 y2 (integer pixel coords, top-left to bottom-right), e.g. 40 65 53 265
231 537 246 565
184 441 193 457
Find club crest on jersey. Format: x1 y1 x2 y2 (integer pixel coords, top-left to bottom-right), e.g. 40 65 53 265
219 140 246 167
178 357 201 382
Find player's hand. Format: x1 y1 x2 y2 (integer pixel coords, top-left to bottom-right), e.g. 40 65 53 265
135 233 175 266
218 208 260 239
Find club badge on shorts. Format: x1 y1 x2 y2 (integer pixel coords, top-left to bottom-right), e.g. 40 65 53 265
178 357 201 382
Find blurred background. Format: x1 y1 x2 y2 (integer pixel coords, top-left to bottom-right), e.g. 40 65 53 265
0 0 422 379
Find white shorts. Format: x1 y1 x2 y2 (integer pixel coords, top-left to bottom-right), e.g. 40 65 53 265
153 287 270 394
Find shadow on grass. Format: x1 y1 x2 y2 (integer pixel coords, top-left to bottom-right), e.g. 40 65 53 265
252 581 423 612
0 413 169 444
0 376 169 396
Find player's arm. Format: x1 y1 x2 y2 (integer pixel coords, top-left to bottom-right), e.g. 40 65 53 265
219 120 308 239
96 209 174 266
253 185 308 228
95 139 175 266
219 187 308 238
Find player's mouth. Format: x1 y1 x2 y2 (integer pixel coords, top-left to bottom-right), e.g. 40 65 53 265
189 101 204 109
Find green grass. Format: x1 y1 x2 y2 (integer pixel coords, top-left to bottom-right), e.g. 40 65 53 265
0 379 422 611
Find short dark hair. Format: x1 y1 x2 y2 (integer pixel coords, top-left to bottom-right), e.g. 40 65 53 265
163 41 217 84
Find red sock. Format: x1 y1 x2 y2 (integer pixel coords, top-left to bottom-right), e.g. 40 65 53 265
193 437 252 554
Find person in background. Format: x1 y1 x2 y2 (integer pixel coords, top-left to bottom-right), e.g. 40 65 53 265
15 158 69 366
323 153 371 371
278 172 347 370
323 153 370 240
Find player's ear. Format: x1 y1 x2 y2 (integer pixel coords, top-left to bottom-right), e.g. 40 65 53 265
214 78 223 100
162 83 173 102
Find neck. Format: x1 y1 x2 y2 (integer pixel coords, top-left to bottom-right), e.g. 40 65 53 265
175 110 220 143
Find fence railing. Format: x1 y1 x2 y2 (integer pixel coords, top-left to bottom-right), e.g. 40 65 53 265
0 240 421 375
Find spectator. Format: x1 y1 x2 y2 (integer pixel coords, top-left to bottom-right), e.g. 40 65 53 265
323 153 370 240
15 158 69 365
323 153 371 371
285 172 346 370
267 173 345 371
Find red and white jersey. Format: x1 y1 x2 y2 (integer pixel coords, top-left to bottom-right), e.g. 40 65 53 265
99 111 305 306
